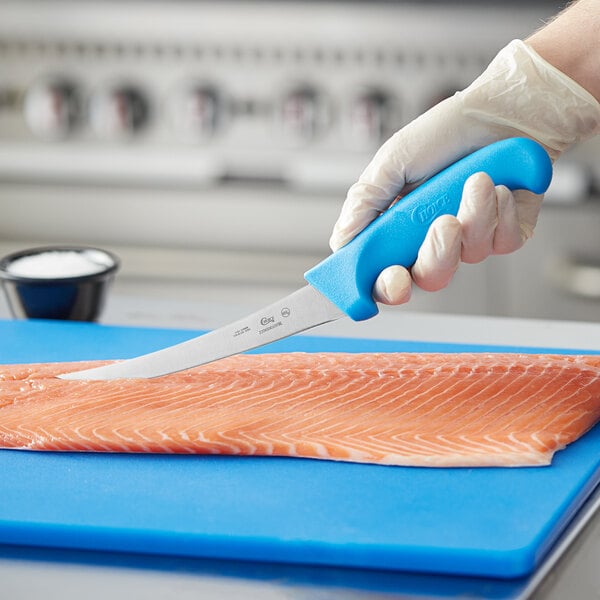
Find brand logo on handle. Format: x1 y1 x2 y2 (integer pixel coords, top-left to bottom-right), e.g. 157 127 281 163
411 193 451 225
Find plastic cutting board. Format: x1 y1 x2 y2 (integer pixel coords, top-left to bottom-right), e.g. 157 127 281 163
1 318 600 579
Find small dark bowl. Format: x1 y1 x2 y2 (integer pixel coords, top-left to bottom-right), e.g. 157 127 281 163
0 246 120 321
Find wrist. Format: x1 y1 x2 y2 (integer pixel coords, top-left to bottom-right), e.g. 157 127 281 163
526 0 600 102
456 39 600 159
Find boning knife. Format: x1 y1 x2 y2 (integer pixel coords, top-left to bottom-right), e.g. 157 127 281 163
60 137 552 380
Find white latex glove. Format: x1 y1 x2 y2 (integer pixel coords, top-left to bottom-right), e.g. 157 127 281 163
329 40 600 305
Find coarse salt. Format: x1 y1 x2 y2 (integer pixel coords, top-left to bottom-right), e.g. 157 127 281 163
6 250 114 279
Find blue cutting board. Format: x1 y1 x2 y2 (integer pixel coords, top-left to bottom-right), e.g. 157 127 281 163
1 318 600 580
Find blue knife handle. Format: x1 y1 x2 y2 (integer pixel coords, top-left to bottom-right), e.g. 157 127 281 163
305 137 553 321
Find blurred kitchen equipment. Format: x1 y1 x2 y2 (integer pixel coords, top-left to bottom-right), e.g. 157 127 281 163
0 0 598 323
0 246 119 321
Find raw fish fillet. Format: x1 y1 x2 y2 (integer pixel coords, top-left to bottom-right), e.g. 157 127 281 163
1 352 600 467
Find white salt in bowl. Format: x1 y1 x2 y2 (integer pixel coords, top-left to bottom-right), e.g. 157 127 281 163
0 246 120 321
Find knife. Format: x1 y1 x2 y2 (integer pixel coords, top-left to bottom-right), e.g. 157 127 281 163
60 137 552 380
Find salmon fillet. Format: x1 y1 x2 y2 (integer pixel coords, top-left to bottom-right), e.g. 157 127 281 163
1 352 600 467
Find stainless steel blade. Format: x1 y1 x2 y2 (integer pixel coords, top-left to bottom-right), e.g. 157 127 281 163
59 285 345 380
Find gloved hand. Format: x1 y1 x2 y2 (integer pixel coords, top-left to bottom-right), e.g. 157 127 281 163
329 40 600 305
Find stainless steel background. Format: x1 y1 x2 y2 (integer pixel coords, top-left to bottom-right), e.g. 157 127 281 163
0 0 599 322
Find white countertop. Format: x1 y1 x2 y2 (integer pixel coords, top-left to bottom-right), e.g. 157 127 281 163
98 285 600 352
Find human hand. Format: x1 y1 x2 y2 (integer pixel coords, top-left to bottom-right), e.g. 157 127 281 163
330 40 600 305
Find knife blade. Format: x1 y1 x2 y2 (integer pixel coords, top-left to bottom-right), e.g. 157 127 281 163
60 137 552 380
